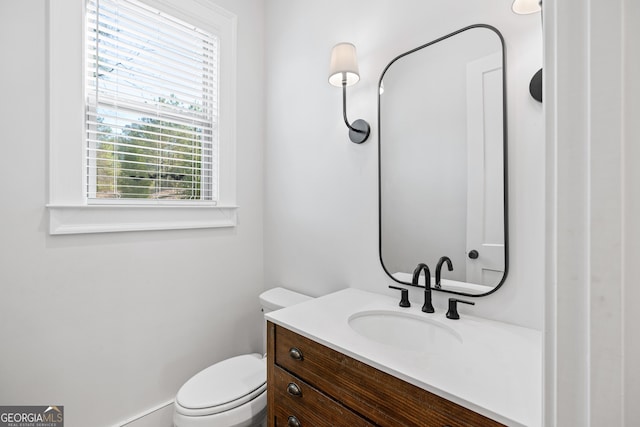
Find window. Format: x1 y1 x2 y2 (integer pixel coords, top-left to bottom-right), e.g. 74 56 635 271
86 0 218 202
47 0 237 234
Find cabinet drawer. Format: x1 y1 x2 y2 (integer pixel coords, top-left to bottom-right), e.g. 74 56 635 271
272 323 504 427
272 365 374 427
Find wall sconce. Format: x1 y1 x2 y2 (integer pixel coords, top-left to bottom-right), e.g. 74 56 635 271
512 0 541 14
512 0 543 102
328 42 370 144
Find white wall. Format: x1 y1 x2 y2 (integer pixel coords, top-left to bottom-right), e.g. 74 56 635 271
264 0 544 329
0 0 265 426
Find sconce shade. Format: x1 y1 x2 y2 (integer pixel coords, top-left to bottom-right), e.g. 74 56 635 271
328 42 360 87
512 0 541 14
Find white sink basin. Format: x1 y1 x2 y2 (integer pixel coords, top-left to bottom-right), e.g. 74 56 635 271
348 310 463 353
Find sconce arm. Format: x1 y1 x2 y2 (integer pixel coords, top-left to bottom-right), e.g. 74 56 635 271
342 85 365 133
341 84 371 144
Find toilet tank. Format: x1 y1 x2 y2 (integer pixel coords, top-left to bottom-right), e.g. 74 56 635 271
259 287 312 313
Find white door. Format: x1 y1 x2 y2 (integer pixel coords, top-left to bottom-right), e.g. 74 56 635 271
465 52 505 286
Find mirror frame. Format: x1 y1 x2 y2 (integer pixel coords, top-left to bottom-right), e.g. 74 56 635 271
378 24 509 298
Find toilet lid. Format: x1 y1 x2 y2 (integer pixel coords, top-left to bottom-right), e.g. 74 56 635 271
176 353 266 412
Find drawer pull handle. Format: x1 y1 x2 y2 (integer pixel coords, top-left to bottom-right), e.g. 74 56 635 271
288 415 301 427
289 347 303 360
286 382 302 397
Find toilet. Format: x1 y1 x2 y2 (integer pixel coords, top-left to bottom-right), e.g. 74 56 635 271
173 287 312 427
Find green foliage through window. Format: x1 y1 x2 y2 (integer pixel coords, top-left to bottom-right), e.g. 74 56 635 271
92 98 208 200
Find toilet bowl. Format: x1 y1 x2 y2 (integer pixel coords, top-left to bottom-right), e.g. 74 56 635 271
173 287 312 427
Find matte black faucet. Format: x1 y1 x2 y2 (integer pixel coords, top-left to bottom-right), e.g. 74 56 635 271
435 256 453 289
412 263 434 313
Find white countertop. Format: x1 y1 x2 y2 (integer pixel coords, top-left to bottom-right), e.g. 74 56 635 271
265 288 542 427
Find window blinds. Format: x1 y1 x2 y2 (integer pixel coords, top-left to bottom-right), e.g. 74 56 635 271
85 0 219 201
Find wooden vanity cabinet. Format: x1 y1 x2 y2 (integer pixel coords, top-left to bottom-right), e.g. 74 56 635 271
267 321 505 427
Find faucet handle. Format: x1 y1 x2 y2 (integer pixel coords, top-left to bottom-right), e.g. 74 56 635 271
446 298 475 320
388 285 411 308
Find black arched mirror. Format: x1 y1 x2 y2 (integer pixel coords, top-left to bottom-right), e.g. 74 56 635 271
378 25 508 297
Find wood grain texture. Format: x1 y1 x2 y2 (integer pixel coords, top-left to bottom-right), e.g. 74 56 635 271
269 322 505 427
272 365 375 426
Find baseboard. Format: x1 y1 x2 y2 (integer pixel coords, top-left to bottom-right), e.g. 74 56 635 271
114 399 174 427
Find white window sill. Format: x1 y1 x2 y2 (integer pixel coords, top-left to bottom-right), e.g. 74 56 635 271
47 204 237 235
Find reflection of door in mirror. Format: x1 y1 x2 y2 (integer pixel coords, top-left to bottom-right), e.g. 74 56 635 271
465 52 505 286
